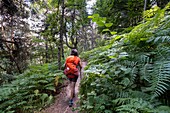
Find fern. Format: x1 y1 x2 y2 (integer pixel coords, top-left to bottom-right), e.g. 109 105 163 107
0 63 64 112
147 28 170 44
152 61 170 96
115 98 155 113
79 3 170 113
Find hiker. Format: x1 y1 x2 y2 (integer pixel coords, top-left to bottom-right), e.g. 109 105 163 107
64 49 82 107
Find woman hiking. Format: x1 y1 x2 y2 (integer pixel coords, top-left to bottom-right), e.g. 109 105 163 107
64 49 82 107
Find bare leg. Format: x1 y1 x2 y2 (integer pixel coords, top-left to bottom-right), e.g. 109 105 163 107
73 82 76 97
69 81 76 107
70 81 76 100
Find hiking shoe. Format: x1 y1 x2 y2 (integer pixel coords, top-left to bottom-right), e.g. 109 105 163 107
69 99 73 107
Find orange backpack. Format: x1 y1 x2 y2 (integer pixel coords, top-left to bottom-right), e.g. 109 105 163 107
64 56 80 76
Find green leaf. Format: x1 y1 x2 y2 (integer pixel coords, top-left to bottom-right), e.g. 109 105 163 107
88 16 93 19
97 21 105 27
92 18 98 22
100 105 105 109
38 80 48 83
105 23 113 27
45 86 55 91
104 110 113 113
120 67 127 71
102 29 110 32
120 78 130 87
100 17 107 23
87 105 94 109
110 31 117 35
34 89 39 95
93 14 100 18
114 35 121 40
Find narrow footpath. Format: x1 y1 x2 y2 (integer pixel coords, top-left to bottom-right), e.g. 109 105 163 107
41 62 87 113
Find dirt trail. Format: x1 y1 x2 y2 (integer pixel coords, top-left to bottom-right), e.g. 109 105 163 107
41 62 87 113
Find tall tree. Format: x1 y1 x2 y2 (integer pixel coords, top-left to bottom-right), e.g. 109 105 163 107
0 0 30 74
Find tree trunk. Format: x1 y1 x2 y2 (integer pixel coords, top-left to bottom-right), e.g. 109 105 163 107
50 43 54 60
64 1 78 49
45 38 48 63
82 26 87 50
90 24 96 49
58 0 65 69
1 16 22 74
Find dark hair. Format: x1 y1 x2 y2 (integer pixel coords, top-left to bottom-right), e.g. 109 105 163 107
70 49 78 56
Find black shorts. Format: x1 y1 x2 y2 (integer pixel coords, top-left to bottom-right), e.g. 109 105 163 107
68 76 78 82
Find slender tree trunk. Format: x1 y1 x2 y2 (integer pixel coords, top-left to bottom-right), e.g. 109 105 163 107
144 0 147 11
45 38 48 63
71 5 78 48
143 0 147 23
82 26 87 50
50 43 54 60
90 24 95 49
58 46 61 69
64 1 78 49
58 0 65 69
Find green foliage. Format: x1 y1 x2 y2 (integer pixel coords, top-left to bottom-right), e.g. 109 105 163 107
0 57 14 84
0 63 65 113
94 0 144 33
80 44 111 62
79 3 170 113
94 0 169 33
88 14 117 35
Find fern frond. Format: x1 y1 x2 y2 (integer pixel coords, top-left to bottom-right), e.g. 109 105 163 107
115 98 155 113
148 34 170 44
154 36 170 44
151 61 170 97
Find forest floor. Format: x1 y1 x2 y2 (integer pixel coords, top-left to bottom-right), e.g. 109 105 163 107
40 62 87 113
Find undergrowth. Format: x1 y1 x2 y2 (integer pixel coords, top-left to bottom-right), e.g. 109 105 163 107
0 62 65 113
79 3 170 113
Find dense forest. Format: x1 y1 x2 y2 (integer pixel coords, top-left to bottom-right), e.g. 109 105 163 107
0 0 170 113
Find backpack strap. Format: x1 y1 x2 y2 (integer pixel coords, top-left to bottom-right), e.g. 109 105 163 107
73 56 78 67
